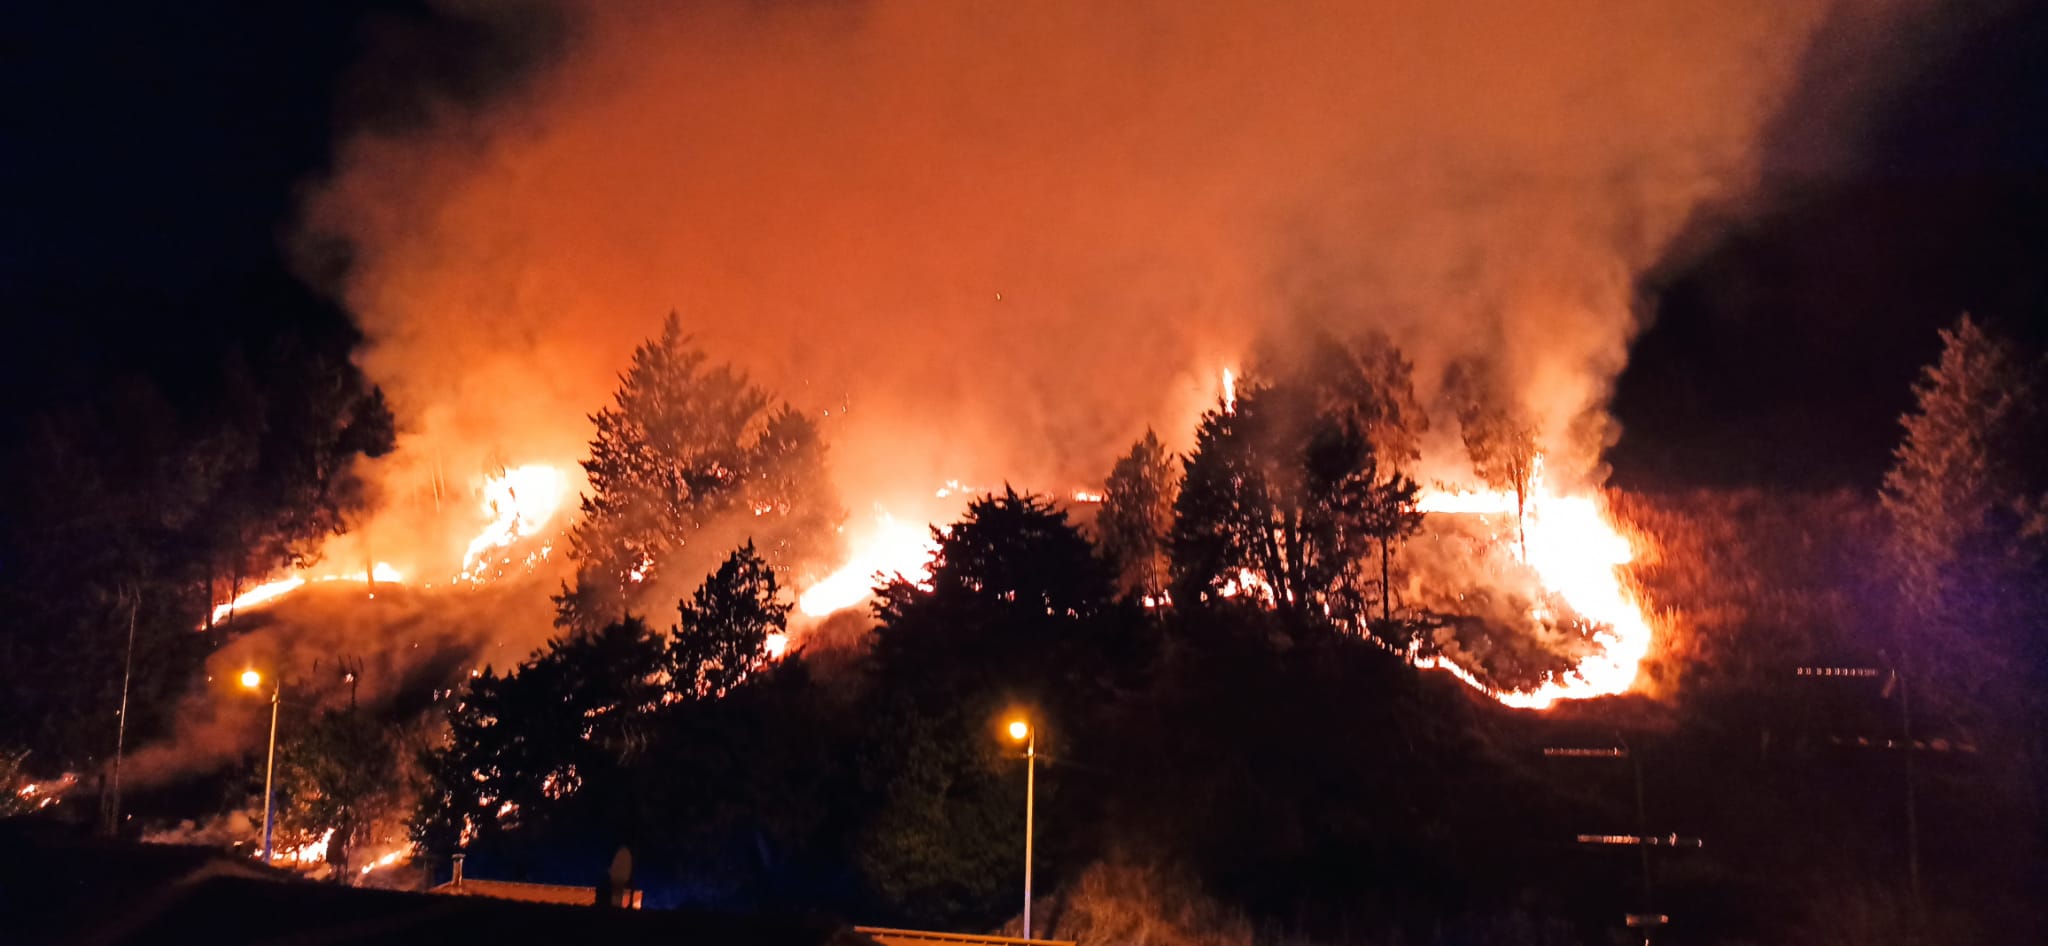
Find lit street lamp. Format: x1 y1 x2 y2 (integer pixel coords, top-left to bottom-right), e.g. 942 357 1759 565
1006 718 1036 940
240 669 281 864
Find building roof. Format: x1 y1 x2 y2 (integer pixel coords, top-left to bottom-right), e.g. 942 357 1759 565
428 876 597 906
0 823 871 946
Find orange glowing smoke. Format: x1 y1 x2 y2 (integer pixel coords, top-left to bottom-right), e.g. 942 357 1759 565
797 510 938 618
1414 461 1653 709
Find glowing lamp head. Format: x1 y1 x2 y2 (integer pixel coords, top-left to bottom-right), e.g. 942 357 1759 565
239 669 262 690
1007 720 1030 742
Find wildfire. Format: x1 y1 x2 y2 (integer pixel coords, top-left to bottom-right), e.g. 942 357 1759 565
797 509 939 617
358 846 412 876
1413 463 1653 709
268 827 335 866
457 464 569 584
205 563 403 627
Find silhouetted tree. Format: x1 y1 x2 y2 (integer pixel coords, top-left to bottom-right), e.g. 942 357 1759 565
1360 470 1424 630
1097 430 1179 603
556 313 840 632
1169 382 1390 627
415 618 666 857
669 542 790 700
1879 315 2045 720
276 702 401 878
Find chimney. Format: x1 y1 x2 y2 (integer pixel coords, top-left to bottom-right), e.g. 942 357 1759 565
451 853 465 889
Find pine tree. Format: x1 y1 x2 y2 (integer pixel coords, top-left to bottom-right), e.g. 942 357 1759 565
1097 430 1179 602
1879 316 2045 720
1881 316 2038 615
556 313 840 632
669 542 790 700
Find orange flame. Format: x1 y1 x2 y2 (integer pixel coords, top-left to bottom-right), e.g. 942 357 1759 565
797 509 938 617
457 464 568 585
1414 460 1653 709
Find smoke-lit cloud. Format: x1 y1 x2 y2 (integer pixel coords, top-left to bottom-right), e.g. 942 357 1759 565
124 0 1933 788
310 0 1921 521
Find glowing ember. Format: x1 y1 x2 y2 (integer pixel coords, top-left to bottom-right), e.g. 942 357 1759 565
1414 460 1653 709
798 510 939 617
458 464 568 584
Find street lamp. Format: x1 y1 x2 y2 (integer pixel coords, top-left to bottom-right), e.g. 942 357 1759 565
1007 717 1036 940
240 669 281 864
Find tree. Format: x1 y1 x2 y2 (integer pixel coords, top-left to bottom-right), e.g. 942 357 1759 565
414 618 666 857
858 490 1125 927
1444 359 1539 560
1359 470 1424 631
1097 431 1179 603
1878 315 2045 715
1169 382 1390 627
556 313 840 633
275 702 401 879
669 542 790 700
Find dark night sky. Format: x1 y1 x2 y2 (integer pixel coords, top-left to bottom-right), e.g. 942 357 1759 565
5 0 2046 492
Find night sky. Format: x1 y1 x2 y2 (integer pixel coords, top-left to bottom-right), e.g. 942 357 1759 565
6 0 2046 492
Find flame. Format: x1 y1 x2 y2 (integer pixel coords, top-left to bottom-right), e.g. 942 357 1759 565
1072 489 1105 503
457 464 569 584
359 846 411 875
268 827 335 866
764 632 789 659
1413 460 1653 709
797 509 939 617
1221 367 1238 414
205 563 403 627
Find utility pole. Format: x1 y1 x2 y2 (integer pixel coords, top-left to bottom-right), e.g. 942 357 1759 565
1547 738 1697 945
105 585 139 836
1795 661 1921 904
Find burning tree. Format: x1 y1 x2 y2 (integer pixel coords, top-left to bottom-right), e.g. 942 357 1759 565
1444 358 1539 559
275 702 405 879
1169 380 1419 629
555 313 840 633
1096 430 1179 602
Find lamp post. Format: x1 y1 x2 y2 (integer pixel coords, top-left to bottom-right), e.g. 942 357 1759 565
241 669 280 864
1007 718 1036 940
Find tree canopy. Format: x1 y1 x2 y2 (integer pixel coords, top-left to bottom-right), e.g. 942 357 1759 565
556 313 840 633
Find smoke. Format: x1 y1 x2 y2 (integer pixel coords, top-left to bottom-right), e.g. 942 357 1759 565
308 0 1923 520
129 0 1933 787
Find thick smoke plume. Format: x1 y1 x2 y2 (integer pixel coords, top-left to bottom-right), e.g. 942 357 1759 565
310 0 1899 526
135 0 1924 788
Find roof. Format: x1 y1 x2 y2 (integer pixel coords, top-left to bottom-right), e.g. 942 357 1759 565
855 928 1077 946
428 877 598 905
0 823 872 946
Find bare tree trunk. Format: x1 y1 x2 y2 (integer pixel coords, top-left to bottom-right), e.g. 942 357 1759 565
1380 536 1392 627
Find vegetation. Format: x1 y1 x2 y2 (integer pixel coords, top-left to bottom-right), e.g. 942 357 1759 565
555 312 841 633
